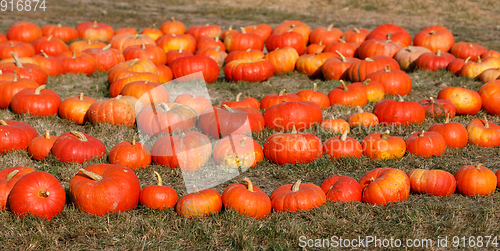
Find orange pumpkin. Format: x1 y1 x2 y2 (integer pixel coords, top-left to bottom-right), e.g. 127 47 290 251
466 118 500 148
405 131 447 158
407 169 456 196
176 186 222 217
320 115 350 134
359 168 410 206
271 180 326 212
437 87 482 115
27 130 58 161
296 82 330 109
213 135 263 169
455 164 497 196
320 174 362 202
59 93 97 125
222 177 271 219
347 106 379 127
139 171 178 210
87 95 138 127
361 130 406 160
323 130 363 160
108 139 151 170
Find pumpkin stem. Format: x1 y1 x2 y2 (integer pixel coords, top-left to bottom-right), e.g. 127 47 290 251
38 190 50 198
429 30 435 35
133 34 139 39
228 25 233 30
291 180 302 192
154 171 163 186
384 64 391 72
44 130 51 139
0 120 7 126
291 125 298 134
362 78 371 86
430 97 435 103
13 71 18 82
335 50 346 62
465 56 471 63
469 43 473 48
381 130 390 139
370 177 375 182
484 116 490 128
6 170 19 181
445 113 450 124
340 80 348 91
365 57 374 62
70 131 88 142
10 52 23 68
79 93 84 100
407 46 415 53
478 57 482 63
152 24 156 30
87 39 91 45
215 36 219 42
240 137 247 146
179 44 184 53
327 24 333 31
129 58 139 66
222 104 234 112
48 35 53 41
132 139 136 145
385 39 392 44
340 130 348 141
41 50 49 58
387 33 391 40
356 106 364 113
34 85 46 95
279 89 286 96
329 114 335 120
398 94 404 102
319 39 323 46
313 82 317 92
235 92 242 102
246 48 251 52
240 27 246 34
353 28 360 33
193 185 199 193
419 130 425 137
79 168 102 181
476 163 483 169
242 177 254 192
171 17 176 22
215 46 220 52
72 51 76 59
436 50 441 57
57 23 62 27
93 20 98 28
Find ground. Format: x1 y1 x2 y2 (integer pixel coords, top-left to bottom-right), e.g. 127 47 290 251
1 0 500 250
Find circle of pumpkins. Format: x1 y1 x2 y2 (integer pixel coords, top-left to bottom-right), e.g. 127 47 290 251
0 20 500 220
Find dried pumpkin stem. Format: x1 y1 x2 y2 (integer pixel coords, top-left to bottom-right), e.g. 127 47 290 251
70 131 88 142
436 50 441 57
132 139 136 145
79 168 102 181
291 125 298 134
384 64 391 72
327 24 333 31
129 58 139 66
72 51 76 58
222 104 234 112
476 164 483 170
34 85 46 94
179 44 184 53
10 52 23 68
171 17 176 22
464 56 471 64
291 180 302 192
154 171 163 186
240 137 247 146
365 57 374 62
240 27 246 33
340 80 348 91
44 130 51 139
235 92 242 102
93 20 98 28
356 106 364 113
13 71 18 82
398 94 404 102
242 177 254 192
79 93 84 100
363 78 371 85
41 50 49 58
419 130 425 137
484 116 490 128
340 130 348 141
215 46 220 52
0 120 7 126
370 177 376 182
6 170 19 181
353 28 360 33
38 190 50 197
279 89 286 96
445 113 450 124
193 185 199 193
335 50 346 62
381 130 390 139
430 97 435 103
313 82 317 92
103 43 112 50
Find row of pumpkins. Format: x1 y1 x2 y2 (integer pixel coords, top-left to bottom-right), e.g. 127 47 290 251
2 163 499 220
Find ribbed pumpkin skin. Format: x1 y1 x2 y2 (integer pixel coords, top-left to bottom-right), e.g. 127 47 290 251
197 106 264 139
405 131 447 158
120 80 170 105
320 175 362 202
450 42 488 61
466 119 500 148
263 131 322 165
357 39 402 59
361 132 406 160
263 47 299 73
0 120 38 154
372 98 426 126
296 88 330 109
428 121 468 149
418 98 456 119
461 57 500 79
176 188 222 217
109 72 159 97
295 52 336 78
413 26 455 53
454 165 497 196
260 91 301 110
108 59 157 84
479 81 500 115
213 135 264 169
84 46 125 72
173 94 211 115
346 55 400 82
265 31 306 55
365 67 412 96
57 51 97 76
69 164 141 216
6 22 43 43
365 24 411 47
42 24 79 43
10 86 62 117
136 102 197 136
393 46 431 71
221 95 260 110
407 169 456 196
270 181 326 212
224 31 264 53
87 96 138 127
108 141 151 170
359 168 410 206
170 55 219 84
263 101 323 131
186 24 222 41
76 21 114 42
328 83 368 107
0 61 48 86
27 132 58 160
0 77 39 109
224 58 274 82
323 135 363 160
322 56 360 80
437 87 482 115
222 180 271 219
140 184 178 210
0 166 35 209
51 131 106 164
58 94 96 125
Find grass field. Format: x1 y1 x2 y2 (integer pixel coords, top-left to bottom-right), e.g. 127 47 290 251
1 0 500 250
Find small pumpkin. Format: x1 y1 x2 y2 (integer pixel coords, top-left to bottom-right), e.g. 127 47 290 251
221 92 260 110
407 169 456 196
260 89 301 110
173 93 212 115
198 105 265 138
263 101 322 131
108 139 151 170
27 130 58 161
136 102 197 136
57 51 97 76
418 97 456 119
222 177 271 219
0 72 39 109
413 26 455 53
342 28 370 44
321 51 360 80
405 130 447 158
365 24 411 47
76 21 114 42
450 42 488 61
320 174 362 202
58 93 97 125
263 47 299 74
296 82 330 109
428 114 468 149
350 78 385 102
479 80 500 115
359 168 411 205
328 80 368 107
323 130 363 160
348 106 379 127
224 58 274 82
10 85 62 117
213 135 264 169
271 180 326 212
176 186 222 217
87 95 138 127
160 17 186 35
393 46 432 71
365 64 412 96
466 118 500 148
139 171 178 210
320 115 350 134
170 55 219 84
414 50 456 72
361 130 406 160
455 164 497 196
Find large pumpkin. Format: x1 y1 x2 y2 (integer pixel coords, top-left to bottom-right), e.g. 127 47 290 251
466 118 500 148
414 50 456 72
454 164 497 196
365 65 412 96
198 106 264 139
263 101 322 131
222 177 271 219
359 168 411 205
265 31 306 55
76 21 114 42
437 87 482 115
320 174 362 202
87 95 138 127
372 96 426 126
263 126 322 165
328 80 368 107
0 166 35 209
418 97 456 119
412 26 455 53
405 131 447 158
479 80 500 115
0 120 38 154
260 89 301 110
365 24 411 47
170 55 219 84
224 27 264 53
10 85 61 117
224 58 274 82
221 92 260 110
6 22 42 43
263 47 299 74
270 180 326 212
428 114 468 149
51 131 106 164
295 52 336 78
407 169 456 197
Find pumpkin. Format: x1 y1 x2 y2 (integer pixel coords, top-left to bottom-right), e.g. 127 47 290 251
481 50 500 59
109 34 156 53
309 24 342 45
108 139 151 170
479 80 500 115
10 85 61 117
243 24 273 42
140 171 178 210
196 36 225 51
405 130 447 158
173 93 212 115
69 39 106 52
0 72 39 108
263 126 323 165
221 92 260 110
455 164 497 196
365 24 411 47
41 23 79 42
8 171 65 220
141 24 164 41
447 57 469 76
428 114 468 149
320 174 362 202
479 68 500 83
224 58 274 82
155 65 173 84
342 28 370 44
461 56 500 79
120 80 170 105
263 101 322 131
414 50 456 71
122 43 166 66
407 169 456 196
0 120 38 154
225 48 265 64
0 53 48 85
0 166 35 209
322 39 360 58
6 22 42 43
320 115 350 134
88 95 138 127
393 46 432 71
260 89 301 110
27 130 58 161
221 25 236 41
357 39 402 59
328 80 368 107
59 93 96 125
413 26 455 53
323 130 363 160
359 168 411 205
57 51 97 76
450 42 488 61
306 40 326 54
84 44 125 72
198 105 264 138
266 31 306 55
76 21 114 42
224 27 264 53
32 35 69 56
273 21 311 43
365 64 412 96
195 46 227 68
151 131 212 172
296 82 330 109
418 97 456 119
170 55 219 84
350 78 385 102
271 180 326 212
69 164 141 216
437 87 482 115
263 47 298 74
0 33 5 43
213 135 264 169
156 34 197 54
0 41 36 59
497 169 500 189
295 52 336 78
346 55 400 82
51 131 106 164
136 102 197 136
466 118 500 148
186 24 222 41
222 177 271 219
32 50 65 76
348 106 379 127
160 17 186 35
176 186 222 217
361 130 406 159
373 96 426 126
321 51 360 80
109 72 159 97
